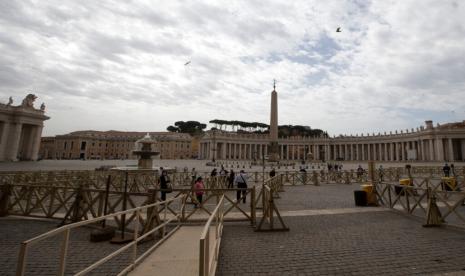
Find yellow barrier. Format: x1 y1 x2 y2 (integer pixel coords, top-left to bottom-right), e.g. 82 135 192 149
399 179 411 186
361 183 377 205
441 177 456 191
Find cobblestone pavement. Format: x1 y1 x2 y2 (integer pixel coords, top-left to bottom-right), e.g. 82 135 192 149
3 182 465 275
0 217 162 276
217 212 465 276
216 184 465 276
277 184 359 211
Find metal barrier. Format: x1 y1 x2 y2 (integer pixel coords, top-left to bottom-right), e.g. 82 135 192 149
16 195 185 276
199 195 224 276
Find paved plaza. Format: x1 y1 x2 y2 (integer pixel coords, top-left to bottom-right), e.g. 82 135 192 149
1 159 463 173
2 182 465 275
2 160 465 275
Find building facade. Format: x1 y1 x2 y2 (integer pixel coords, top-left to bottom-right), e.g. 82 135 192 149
199 120 465 162
40 130 197 160
0 94 49 161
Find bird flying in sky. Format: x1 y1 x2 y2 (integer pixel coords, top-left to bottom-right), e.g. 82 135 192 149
336 27 341 32
184 61 191 66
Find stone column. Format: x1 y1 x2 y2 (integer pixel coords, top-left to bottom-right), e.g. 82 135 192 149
360 143 365 161
5 123 22 161
30 125 43 160
378 143 384 161
0 123 9 160
323 144 327 161
221 143 226 160
461 139 465 161
383 143 387 161
448 138 454 161
418 141 422 161
389 143 394 161
436 138 444 161
429 139 434 161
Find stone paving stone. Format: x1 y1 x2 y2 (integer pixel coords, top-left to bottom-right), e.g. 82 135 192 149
216 212 465 276
0 217 160 276
277 184 360 211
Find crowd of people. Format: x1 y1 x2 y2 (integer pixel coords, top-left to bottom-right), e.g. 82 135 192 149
158 162 458 206
158 165 251 207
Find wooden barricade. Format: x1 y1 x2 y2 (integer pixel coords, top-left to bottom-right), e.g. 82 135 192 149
374 177 465 229
255 184 289 232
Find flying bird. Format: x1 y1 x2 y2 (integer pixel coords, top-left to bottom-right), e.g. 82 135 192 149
336 27 342 32
184 61 191 66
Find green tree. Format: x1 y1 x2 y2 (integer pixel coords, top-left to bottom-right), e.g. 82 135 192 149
167 121 207 135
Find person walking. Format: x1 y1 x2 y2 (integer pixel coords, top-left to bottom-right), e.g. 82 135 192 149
443 163 451 177
228 169 235 188
159 170 171 201
210 168 218 177
356 165 364 180
194 177 205 208
219 165 227 176
234 170 248 203
269 168 276 178
378 165 385 182
191 168 197 185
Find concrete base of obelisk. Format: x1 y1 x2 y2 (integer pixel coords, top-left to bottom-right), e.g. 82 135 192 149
268 141 280 162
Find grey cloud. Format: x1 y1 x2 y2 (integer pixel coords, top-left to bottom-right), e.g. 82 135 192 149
0 66 29 89
129 38 192 56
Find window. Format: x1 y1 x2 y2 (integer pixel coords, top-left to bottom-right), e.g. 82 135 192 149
80 141 86 150
64 142 67 149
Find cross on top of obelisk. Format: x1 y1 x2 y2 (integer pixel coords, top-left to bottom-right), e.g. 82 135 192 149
273 79 276 91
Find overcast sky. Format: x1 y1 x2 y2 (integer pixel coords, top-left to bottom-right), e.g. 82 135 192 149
1 0 464 136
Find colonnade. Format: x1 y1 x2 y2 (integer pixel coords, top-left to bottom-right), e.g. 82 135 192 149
0 122 44 161
199 137 464 162
0 100 48 161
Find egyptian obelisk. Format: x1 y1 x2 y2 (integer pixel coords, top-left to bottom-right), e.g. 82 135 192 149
269 80 279 162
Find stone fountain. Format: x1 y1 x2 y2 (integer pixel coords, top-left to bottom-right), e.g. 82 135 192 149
105 133 160 244
132 133 160 169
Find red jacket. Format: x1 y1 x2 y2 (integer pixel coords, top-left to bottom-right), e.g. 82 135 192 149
194 181 205 195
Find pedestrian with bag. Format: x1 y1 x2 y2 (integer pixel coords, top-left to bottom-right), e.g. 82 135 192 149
234 170 248 203
159 170 172 201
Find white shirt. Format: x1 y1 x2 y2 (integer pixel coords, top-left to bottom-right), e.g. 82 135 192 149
234 173 248 184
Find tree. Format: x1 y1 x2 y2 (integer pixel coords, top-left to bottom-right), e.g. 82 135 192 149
167 121 206 135
167 125 178 132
